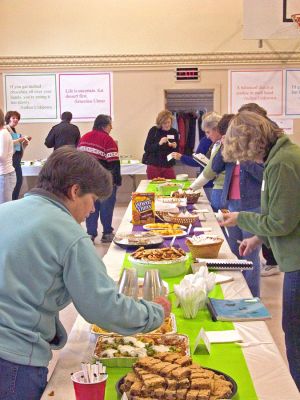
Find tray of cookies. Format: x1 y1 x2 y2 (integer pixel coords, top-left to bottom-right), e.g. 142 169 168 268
128 247 188 278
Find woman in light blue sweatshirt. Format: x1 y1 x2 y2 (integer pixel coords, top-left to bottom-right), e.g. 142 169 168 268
0 147 169 400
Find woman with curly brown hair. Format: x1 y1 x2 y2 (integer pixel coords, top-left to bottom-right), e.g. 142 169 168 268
221 110 300 390
142 110 179 179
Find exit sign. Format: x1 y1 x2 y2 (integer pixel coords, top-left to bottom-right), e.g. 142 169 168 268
176 67 199 81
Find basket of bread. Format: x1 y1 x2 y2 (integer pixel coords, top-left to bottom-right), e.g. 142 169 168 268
162 211 199 227
186 235 224 259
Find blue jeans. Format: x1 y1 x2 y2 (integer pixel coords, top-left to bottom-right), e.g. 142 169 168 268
0 171 16 204
0 357 48 400
203 187 212 203
12 151 23 200
282 270 300 390
86 185 117 237
210 188 229 241
227 200 261 297
210 188 223 212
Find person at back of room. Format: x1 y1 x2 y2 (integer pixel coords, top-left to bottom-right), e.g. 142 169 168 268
142 110 179 179
188 112 225 212
171 134 213 201
78 114 121 243
0 147 170 400
0 109 17 204
44 111 80 150
5 110 32 200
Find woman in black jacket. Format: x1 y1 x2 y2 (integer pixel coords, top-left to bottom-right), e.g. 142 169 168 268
142 110 179 179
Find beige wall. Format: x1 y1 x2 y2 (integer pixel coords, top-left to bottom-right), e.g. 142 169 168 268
1 0 300 160
1 68 299 161
1 0 300 56
0 68 223 160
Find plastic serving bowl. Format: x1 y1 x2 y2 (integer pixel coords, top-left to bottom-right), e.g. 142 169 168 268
176 174 189 181
157 183 183 196
128 254 188 278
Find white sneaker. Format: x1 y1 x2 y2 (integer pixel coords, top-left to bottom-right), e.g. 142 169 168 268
261 264 281 277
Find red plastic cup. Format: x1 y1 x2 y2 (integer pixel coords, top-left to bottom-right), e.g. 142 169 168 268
71 371 108 400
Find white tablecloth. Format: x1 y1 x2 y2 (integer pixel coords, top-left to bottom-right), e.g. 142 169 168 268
22 162 146 177
41 181 300 400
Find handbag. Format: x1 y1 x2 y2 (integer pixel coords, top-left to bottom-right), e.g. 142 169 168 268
142 128 158 165
142 152 149 165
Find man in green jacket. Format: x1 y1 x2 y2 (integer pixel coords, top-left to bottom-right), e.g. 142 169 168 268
0 147 170 399
221 111 300 391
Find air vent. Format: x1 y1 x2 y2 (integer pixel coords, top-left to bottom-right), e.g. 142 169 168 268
176 67 199 81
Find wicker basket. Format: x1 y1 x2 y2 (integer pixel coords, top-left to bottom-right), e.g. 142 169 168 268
171 192 201 204
185 192 201 204
155 211 168 221
162 213 199 227
186 238 224 259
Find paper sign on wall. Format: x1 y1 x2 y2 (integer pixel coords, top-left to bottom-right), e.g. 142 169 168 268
285 69 300 116
4 74 58 121
229 70 284 116
58 73 113 121
272 117 294 134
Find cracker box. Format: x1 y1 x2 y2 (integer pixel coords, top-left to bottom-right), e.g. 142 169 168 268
132 192 155 225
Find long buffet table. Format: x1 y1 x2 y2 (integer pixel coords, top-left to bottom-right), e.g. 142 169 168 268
41 180 300 400
22 161 146 191
21 161 147 177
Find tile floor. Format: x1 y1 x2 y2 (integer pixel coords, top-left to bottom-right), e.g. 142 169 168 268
48 203 288 378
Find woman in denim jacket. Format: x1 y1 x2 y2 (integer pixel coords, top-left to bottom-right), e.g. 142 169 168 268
212 118 263 297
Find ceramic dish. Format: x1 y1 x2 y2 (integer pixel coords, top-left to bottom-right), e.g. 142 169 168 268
176 173 189 181
143 223 186 231
159 231 187 239
113 233 164 250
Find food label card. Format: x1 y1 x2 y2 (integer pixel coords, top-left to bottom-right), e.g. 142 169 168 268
193 327 211 354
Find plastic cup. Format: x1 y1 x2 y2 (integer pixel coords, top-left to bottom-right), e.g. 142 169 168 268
143 269 163 301
71 371 108 400
118 268 138 299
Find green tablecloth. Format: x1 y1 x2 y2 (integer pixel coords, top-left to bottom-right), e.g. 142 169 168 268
104 255 258 400
104 180 258 399
146 179 191 195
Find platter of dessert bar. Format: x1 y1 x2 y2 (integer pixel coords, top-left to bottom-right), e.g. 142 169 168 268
115 353 237 399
